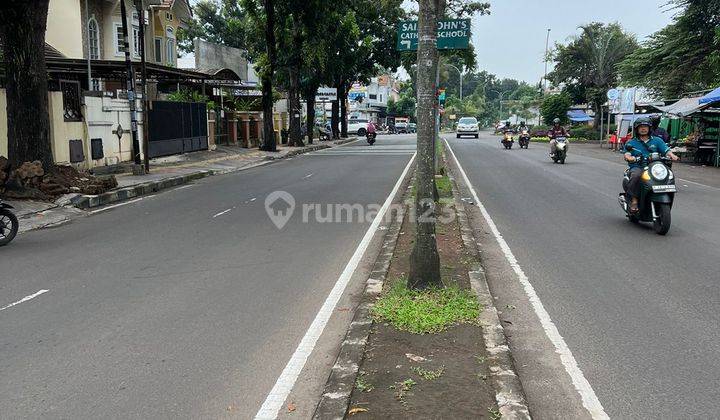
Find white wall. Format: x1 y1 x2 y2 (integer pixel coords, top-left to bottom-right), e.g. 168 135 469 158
84 95 144 168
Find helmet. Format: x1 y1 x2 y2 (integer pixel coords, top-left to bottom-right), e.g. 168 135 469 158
520 121 526 126
553 118 561 125
633 116 652 131
505 121 510 126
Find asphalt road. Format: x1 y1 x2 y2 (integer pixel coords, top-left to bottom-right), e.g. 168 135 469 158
0 135 415 419
448 132 720 419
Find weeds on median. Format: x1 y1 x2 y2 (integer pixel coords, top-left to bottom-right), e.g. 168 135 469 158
411 365 445 381
371 280 481 334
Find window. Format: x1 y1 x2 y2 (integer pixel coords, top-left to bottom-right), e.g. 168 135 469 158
88 18 99 59
166 38 175 66
91 78 101 92
60 80 82 121
114 23 125 56
154 37 162 62
165 12 173 21
132 25 140 58
368 94 377 100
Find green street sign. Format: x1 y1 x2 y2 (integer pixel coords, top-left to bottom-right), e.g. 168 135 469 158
396 19 471 51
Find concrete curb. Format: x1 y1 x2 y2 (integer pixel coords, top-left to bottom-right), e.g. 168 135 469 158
70 139 356 210
446 155 532 419
313 185 411 420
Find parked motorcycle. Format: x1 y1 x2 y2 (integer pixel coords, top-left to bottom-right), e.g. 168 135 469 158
617 145 676 235
518 129 530 149
501 132 514 149
0 199 19 246
551 137 568 164
366 132 377 145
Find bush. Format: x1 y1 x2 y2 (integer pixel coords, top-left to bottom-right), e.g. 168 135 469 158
569 125 599 140
540 94 572 125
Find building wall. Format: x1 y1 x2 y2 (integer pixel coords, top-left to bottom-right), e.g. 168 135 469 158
83 95 141 167
150 7 179 66
47 0 84 58
80 0 105 60
48 91 85 166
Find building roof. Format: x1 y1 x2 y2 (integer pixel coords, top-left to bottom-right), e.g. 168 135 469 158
658 97 709 117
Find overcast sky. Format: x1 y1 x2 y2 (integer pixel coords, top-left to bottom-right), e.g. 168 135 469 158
471 0 675 83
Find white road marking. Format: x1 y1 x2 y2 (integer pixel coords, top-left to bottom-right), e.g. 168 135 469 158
172 185 194 191
0 290 49 312
255 152 417 420
304 173 314 179
88 197 146 214
212 208 232 218
445 139 609 420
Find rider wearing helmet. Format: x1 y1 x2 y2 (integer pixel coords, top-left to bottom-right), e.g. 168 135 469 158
624 116 679 213
503 121 513 133
547 118 569 156
518 121 528 131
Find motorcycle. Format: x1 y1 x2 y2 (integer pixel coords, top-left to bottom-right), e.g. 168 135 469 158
501 132 514 149
0 199 19 246
551 136 568 164
366 131 377 145
518 129 530 149
618 146 676 235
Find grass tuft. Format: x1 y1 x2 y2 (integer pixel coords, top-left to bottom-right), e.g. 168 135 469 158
411 365 445 380
371 280 481 334
435 175 453 198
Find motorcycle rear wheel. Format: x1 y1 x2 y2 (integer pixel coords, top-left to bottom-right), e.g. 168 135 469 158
653 203 671 235
0 208 19 246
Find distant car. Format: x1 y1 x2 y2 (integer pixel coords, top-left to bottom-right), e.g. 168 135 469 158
456 117 479 138
395 122 409 134
348 119 369 136
408 123 417 133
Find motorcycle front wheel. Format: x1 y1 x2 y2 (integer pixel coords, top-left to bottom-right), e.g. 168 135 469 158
653 203 671 235
0 208 19 246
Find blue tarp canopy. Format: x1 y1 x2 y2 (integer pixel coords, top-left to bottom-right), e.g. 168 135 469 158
699 87 720 104
567 110 593 122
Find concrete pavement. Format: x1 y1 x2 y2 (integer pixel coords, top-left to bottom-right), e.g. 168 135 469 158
447 131 720 419
0 135 416 419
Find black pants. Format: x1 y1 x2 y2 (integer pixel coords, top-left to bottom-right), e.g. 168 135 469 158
626 167 644 199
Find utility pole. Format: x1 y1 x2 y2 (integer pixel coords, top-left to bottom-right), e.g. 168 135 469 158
408 0 441 290
136 0 150 172
119 0 142 168
543 28 551 93
84 0 92 91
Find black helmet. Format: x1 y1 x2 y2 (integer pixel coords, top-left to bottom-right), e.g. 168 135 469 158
553 118 561 125
633 116 652 131
505 121 510 126
520 121 526 126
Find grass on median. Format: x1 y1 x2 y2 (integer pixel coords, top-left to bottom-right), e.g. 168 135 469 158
435 175 453 199
371 280 481 334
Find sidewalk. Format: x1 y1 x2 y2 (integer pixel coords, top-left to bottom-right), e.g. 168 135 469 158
573 143 720 189
8 138 357 233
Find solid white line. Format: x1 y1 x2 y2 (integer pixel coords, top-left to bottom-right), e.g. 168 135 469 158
212 208 232 218
445 139 609 420
255 152 417 420
88 197 144 214
0 290 49 312
304 173 314 179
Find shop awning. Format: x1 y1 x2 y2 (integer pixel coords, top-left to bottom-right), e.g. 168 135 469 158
567 110 593 122
699 87 720 104
659 97 709 116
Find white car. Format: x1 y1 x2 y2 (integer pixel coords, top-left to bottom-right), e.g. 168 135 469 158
456 117 479 138
348 119 369 136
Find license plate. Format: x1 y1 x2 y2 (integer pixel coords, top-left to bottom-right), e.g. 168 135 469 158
652 185 676 193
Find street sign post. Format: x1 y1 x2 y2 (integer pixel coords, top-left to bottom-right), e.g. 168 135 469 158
396 19 471 51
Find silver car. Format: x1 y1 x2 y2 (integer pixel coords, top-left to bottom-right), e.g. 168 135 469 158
456 117 479 138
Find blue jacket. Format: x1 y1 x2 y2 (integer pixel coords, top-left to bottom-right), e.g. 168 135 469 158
625 136 670 168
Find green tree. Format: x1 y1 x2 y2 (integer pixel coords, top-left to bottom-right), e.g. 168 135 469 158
540 94 571 125
388 84 417 120
618 0 720 98
548 23 637 125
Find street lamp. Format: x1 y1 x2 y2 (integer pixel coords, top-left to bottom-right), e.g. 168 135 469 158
445 63 464 101
543 28 551 93
488 89 507 114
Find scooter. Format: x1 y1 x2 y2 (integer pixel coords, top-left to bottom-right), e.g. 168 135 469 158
551 136 568 164
518 129 530 149
0 199 19 246
501 132 514 149
617 146 676 235
366 132 377 145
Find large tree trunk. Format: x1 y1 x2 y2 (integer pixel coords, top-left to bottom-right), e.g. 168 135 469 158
339 82 348 138
304 89 316 144
287 23 303 147
331 81 341 139
260 0 277 152
408 0 441 290
0 0 54 169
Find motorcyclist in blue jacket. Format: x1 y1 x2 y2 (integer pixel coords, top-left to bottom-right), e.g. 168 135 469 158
624 117 679 213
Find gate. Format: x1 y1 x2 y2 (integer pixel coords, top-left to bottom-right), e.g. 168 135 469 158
147 101 208 158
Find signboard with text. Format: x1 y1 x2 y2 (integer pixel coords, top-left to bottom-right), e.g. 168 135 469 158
396 19 471 51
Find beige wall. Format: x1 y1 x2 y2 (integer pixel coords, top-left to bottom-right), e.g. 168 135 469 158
0 89 7 158
47 0 84 58
48 92 85 166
